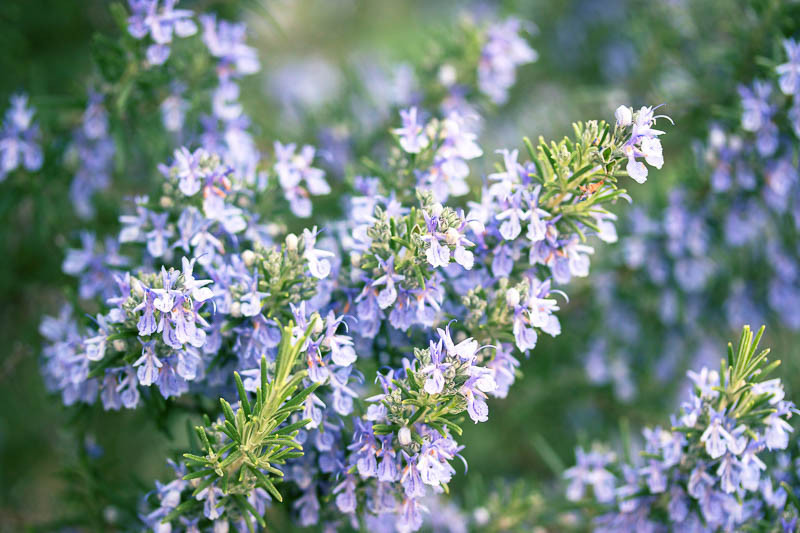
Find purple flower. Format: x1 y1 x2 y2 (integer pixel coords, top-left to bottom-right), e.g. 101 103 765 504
486 343 519 398
512 306 538 351
295 489 320 527
400 454 425 498
134 339 162 386
82 91 108 140
715 453 741 493
777 38 800 96
172 147 209 196
496 190 528 240
478 18 537 104
273 142 330 217
146 212 173 258
419 112 482 202
393 107 429 154
739 81 777 156
195 484 224 520
200 14 260 80
372 255 405 309
238 269 267 318
687 367 719 399
160 83 187 132
699 407 736 459
420 340 448 395
119 197 151 244
764 402 795 450
621 105 670 183
438 325 479 363
564 447 616 503
320 315 356 368
127 0 197 66
303 226 335 279
0 94 42 181
488 149 523 199
333 476 357 514
461 372 493 423
398 497 424 532
136 289 158 336
376 438 398 482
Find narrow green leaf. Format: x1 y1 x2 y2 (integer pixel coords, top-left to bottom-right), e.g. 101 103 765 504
220 398 236 424
234 372 252 416
183 467 216 480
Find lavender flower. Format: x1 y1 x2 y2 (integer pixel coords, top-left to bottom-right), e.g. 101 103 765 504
127 0 197 66
478 18 537 104
274 142 330 217
568 327 798 531
620 105 671 183
777 38 800 96
0 94 42 181
393 107 429 154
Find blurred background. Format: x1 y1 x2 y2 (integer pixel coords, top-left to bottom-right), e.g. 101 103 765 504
1 0 799 530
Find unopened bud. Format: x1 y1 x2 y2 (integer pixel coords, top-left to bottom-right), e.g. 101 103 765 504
131 277 144 298
431 203 444 217
285 233 299 252
709 126 726 150
231 302 242 318
615 105 633 127
350 252 361 268
445 227 460 245
310 313 324 335
242 250 256 268
473 508 490 526
505 288 520 308
398 426 412 447
438 64 457 86
112 339 127 352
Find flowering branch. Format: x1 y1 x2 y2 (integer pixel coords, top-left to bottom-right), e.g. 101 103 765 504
146 321 319 530
566 326 798 531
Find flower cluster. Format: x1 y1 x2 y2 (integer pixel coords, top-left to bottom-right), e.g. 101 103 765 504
117 100 665 530
273 142 330 218
276 104 669 530
42 143 345 410
68 91 115 218
615 104 670 183
576 37 800 410
127 0 198 66
478 18 538 104
28 2 686 532
567 326 798 531
143 325 321 532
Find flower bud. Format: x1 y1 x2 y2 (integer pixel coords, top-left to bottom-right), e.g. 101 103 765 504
473 508 490 526
311 312 324 335
431 203 444 217
709 126 726 150
131 277 144 298
231 301 242 318
615 105 632 127
285 233 299 252
445 227 460 245
113 339 127 352
350 252 361 268
242 250 256 268
159 195 174 209
505 288 520 308
438 64 457 87
398 426 412 447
